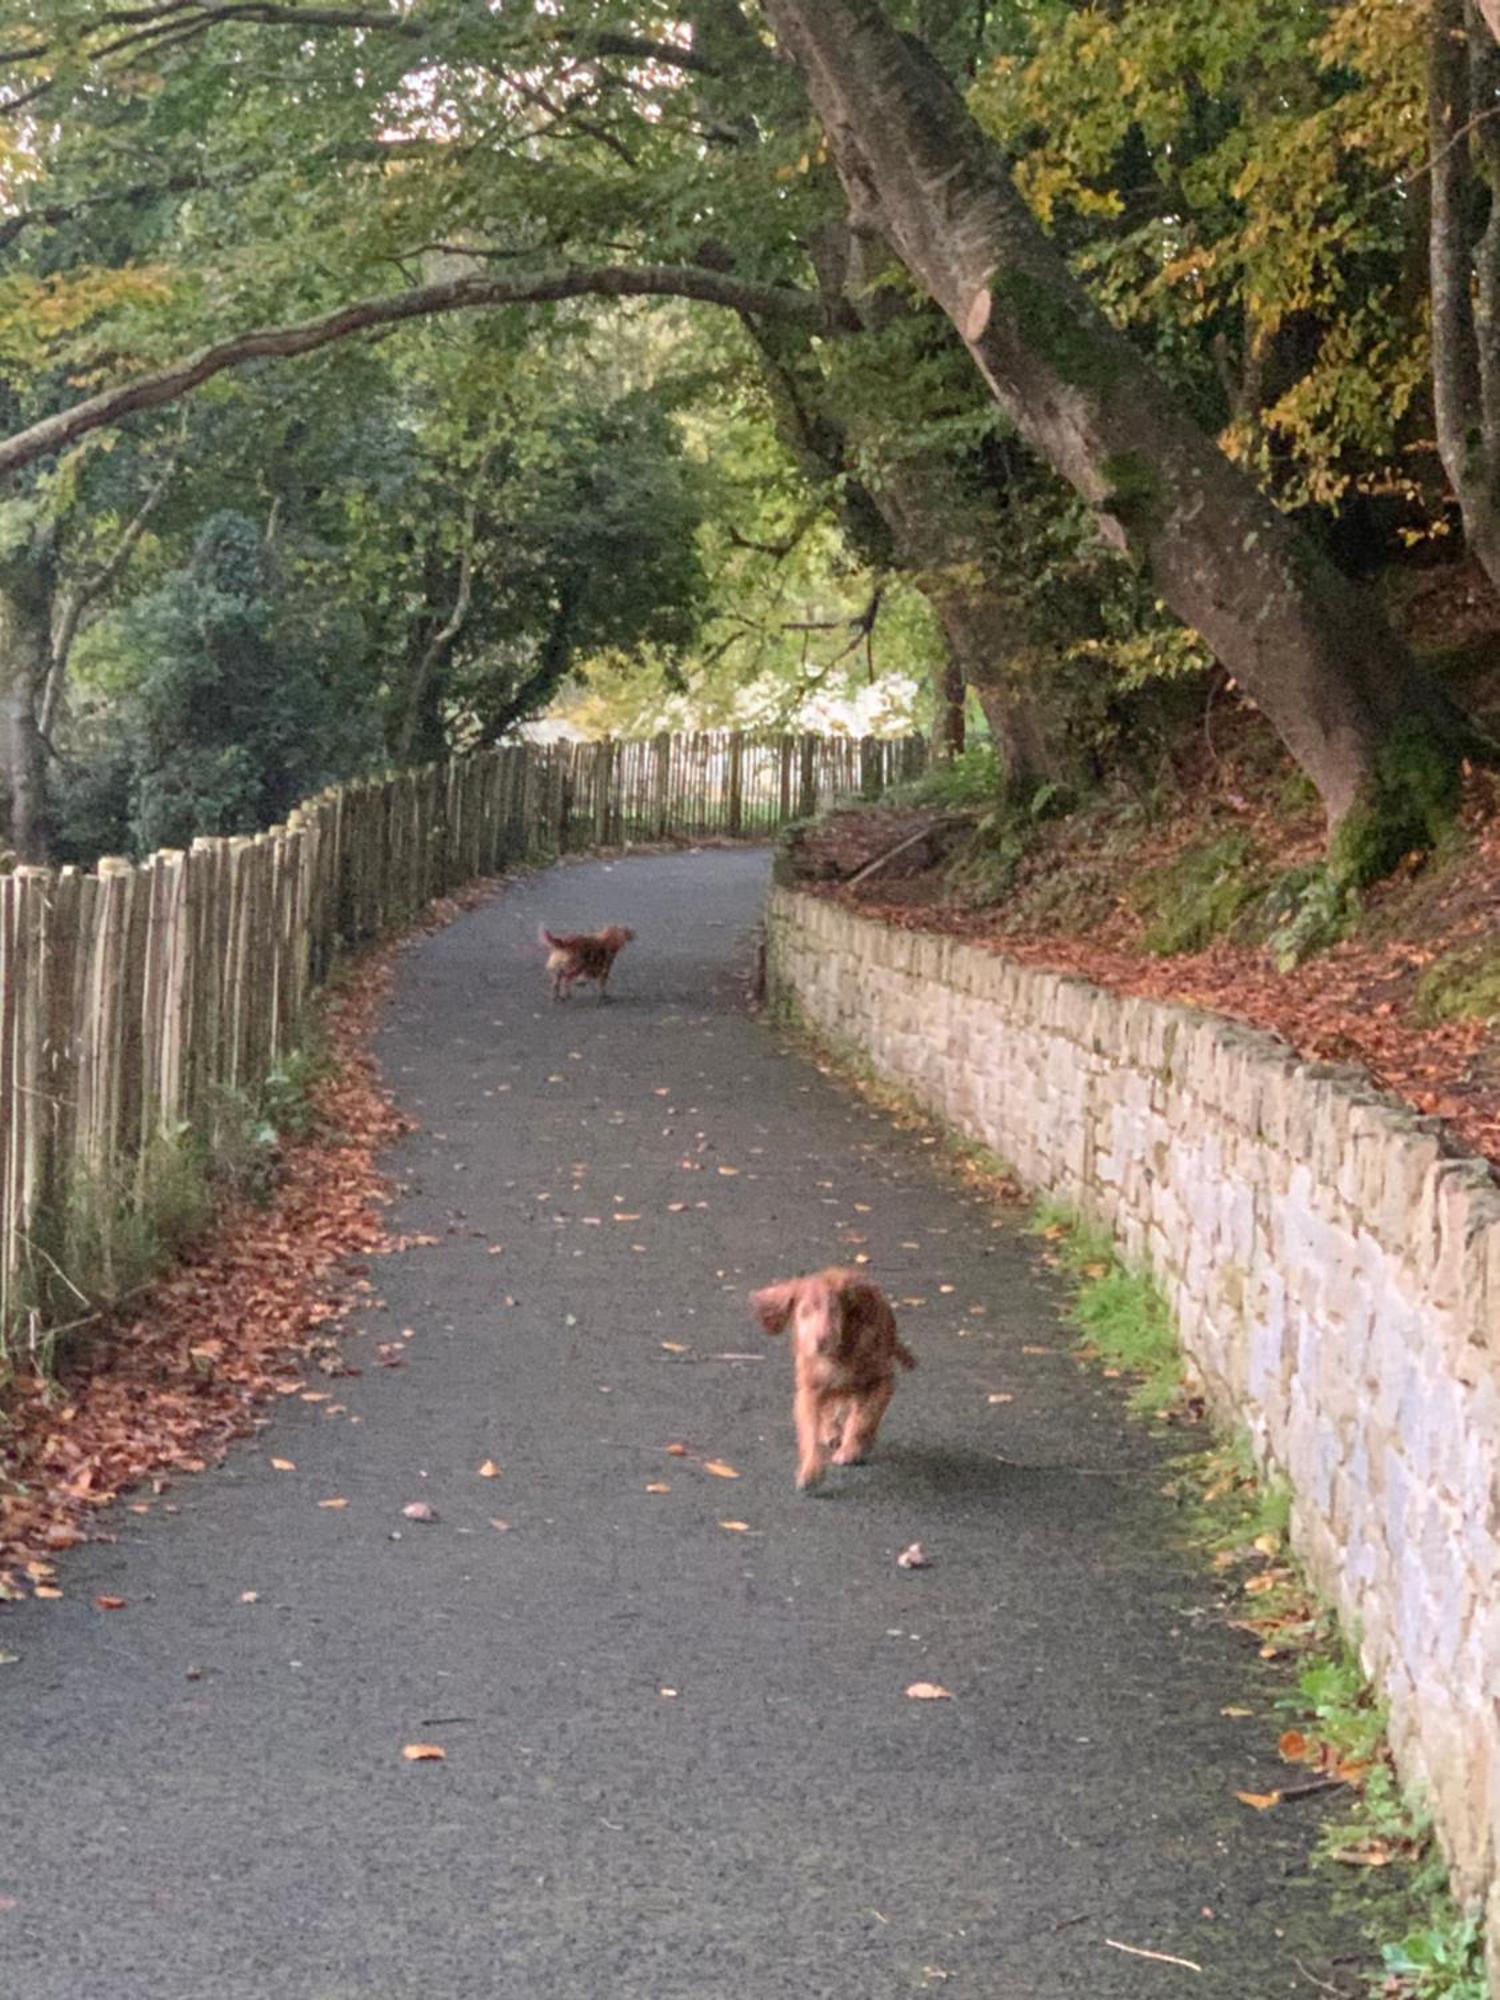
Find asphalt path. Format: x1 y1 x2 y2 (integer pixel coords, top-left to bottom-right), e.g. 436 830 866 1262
0 848 1364 1998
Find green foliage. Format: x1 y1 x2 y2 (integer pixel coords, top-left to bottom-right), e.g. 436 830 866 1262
1329 722 1467 890
1413 938 1500 1027
7 1127 215 1370
971 0 1435 516
889 742 1005 809
1262 864 1357 970
1136 832 1262 954
1186 1433 1295 1552
0 0 1485 878
64 510 375 856
1030 1204 1181 1413
1291 1650 1390 1770
1380 1912 1487 2000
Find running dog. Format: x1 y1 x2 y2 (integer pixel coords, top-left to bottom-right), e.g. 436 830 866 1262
540 924 634 1002
749 1268 915 1490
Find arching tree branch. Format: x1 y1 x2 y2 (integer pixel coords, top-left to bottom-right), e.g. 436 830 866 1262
0 264 843 480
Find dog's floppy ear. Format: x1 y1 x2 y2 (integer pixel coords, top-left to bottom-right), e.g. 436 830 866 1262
749 1280 798 1335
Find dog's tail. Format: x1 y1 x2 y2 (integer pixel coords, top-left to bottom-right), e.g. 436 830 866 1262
539 926 562 950
894 1338 918 1372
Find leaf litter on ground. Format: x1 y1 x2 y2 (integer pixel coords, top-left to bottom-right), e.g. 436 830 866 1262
0 907 470 1601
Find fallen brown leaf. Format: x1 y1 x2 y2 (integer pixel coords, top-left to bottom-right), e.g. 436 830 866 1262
664 1443 688 1457
402 1501 439 1523
318 1498 348 1510
905 1682 954 1701
269 1458 296 1472
93 1594 126 1610
645 1483 671 1494
702 1460 739 1479
477 1460 500 1479
1236 1790 1282 1811
401 1743 446 1762
897 1543 931 1569
719 1520 751 1533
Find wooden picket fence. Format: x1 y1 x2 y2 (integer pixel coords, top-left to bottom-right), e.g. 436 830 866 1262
0 729 924 1355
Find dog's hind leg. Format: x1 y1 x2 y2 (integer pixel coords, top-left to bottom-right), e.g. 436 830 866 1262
819 1400 847 1455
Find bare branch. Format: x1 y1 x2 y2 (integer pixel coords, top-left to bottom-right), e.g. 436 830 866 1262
41 435 187 734
396 458 487 759
0 264 843 480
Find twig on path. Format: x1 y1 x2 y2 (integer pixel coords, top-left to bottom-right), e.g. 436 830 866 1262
1291 1957 1354 1997
1104 1938 1203 1972
1276 1775 1349 1802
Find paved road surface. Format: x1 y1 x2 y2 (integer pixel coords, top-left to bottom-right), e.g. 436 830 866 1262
1 850 1363 1998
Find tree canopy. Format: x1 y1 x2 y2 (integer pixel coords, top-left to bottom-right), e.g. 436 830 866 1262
1 0 1495 866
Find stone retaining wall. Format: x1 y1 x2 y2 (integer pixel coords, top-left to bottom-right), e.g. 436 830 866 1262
767 886 1500 1952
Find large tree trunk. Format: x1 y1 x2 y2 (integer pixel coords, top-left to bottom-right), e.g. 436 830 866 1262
763 0 1476 871
871 450 1066 789
745 299 1059 793
932 654 965 761
0 557 55 862
1430 0 1500 586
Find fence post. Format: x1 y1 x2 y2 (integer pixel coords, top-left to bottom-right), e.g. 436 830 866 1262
726 732 744 837
797 735 817 819
594 739 614 847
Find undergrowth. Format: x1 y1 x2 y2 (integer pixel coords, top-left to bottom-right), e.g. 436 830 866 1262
1028 1201 1180 1412
884 742 1006 811
2 1029 333 1388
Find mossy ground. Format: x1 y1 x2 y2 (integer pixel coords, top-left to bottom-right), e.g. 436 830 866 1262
1414 936 1500 1026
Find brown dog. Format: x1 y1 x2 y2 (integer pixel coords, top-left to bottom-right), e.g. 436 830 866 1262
750 1268 915 1490
540 924 634 1002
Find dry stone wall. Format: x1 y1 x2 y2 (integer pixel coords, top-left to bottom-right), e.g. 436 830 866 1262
767 886 1500 1948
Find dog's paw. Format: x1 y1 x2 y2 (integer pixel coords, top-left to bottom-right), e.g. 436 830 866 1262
830 1448 868 1467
